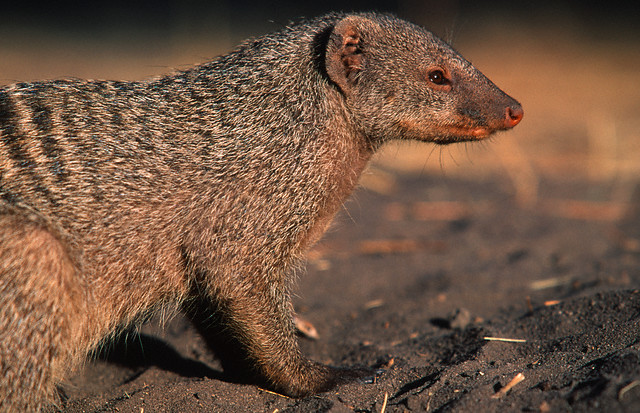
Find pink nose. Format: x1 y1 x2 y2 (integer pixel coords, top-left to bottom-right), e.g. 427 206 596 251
505 105 524 128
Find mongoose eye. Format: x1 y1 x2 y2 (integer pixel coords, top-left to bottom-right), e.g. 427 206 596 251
427 69 450 86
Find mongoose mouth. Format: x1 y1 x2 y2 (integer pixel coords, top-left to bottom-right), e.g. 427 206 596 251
432 125 493 144
398 120 493 144
433 105 523 144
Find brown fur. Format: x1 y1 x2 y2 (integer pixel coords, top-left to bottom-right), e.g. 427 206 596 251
0 12 522 410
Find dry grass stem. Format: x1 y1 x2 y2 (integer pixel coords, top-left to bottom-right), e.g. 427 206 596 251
364 299 385 310
529 275 573 291
618 380 640 401
292 315 319 340
259 388 291 399
525 296 534 312
483 337 527 343
379 392 389 413
491 373 525 399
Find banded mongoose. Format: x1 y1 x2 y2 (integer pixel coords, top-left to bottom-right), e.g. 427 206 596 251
0 12 523 410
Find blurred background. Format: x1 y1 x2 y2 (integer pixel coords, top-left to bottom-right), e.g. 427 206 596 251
1 0 639 212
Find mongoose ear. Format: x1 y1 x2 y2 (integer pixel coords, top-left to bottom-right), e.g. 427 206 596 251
326 17 366 93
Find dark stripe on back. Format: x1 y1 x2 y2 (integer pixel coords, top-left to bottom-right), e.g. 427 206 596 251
0 183 19 205
0 90 35 168
26 88 70 182
0 89 59 206
41 135 68 182
0 90 18 138
28 88 53 134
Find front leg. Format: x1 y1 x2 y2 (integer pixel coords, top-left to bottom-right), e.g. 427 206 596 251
184 270 372 397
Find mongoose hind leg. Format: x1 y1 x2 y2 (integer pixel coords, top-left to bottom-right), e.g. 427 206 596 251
185 274 375 397
0 208 84 411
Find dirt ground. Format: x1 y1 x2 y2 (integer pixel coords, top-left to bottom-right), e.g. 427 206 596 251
56 172 640 413
2 5 639 413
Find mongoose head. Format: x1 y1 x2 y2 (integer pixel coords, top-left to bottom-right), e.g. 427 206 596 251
325 13 523 144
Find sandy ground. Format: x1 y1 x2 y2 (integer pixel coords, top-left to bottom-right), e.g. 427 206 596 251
55 171 640 412
2 7 639 413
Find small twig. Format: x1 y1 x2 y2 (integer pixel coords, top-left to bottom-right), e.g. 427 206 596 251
258 388 291 399
379 392 389 413
293 315 319 340
525 296 533 312
492 373 525 399
618 380 640 401
529 275 572 291
483 337 527 343
364 299 385 310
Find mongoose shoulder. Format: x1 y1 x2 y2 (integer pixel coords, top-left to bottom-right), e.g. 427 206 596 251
0 12 522 410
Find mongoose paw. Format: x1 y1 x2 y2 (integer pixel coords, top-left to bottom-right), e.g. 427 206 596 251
278 363 383 397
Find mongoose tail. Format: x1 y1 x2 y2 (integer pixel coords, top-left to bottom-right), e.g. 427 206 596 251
0 12 523 409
